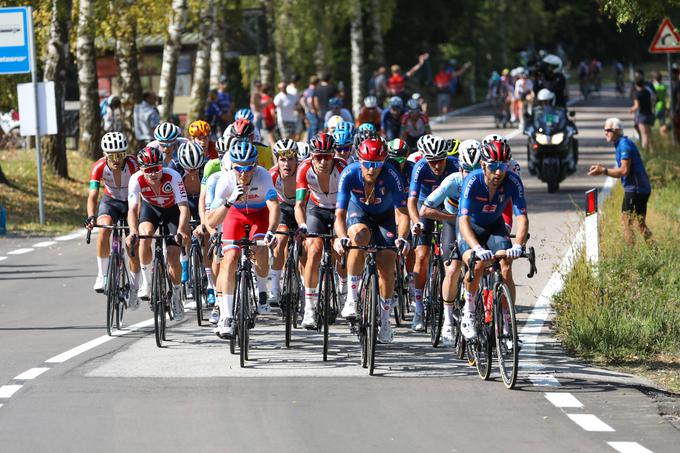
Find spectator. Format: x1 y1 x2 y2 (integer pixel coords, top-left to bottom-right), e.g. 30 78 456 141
102 95 123 133
301 75 320 139
260 83 277 147
274 81 300 140
387 53 429 100
250 80 264 130
672 66 680 143
286 74 304 139
323 97 353 129
313 73 337 122
514 69 533 131
204 89 222 138
652 71 668 136
216 76 233 133
133 91 160 142
373 66 388 105
355 95 382 129
630 79 654 151
433 61 472 115
588 118 652 245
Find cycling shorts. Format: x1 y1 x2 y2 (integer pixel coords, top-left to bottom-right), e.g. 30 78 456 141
621 192 649 216
457 217 511 256
97 195 128 224
441 220 460 261
187 194 200 220
307 204 335 235
346 200 396 247
221 206 269 251
139 200 180 247
278 203 297 230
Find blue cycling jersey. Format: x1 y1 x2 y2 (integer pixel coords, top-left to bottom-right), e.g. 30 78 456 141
424 171 464 214
615 136 651 194
381 109 402 140
458 169 527 226
408 156 459 202
386 158 415 195
336 161 406 215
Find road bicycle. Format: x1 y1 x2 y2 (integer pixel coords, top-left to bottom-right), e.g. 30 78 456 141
423 222 445 347
184 219 208 326
306 232 338 361
275 230 303 348
393 252 410 327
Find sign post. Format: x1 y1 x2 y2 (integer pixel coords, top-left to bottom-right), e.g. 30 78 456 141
0 6 45 224
584 188 599 266
649 18 680 145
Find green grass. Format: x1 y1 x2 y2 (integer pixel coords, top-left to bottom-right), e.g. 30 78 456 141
0 149 92 236
553 133 680 393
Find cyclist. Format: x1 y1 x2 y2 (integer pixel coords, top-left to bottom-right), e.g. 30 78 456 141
234 107 262 141
325 114 344 134
147 122 188 166
381 96 404 141
295 132 347 329
408 135 459 331
126 147 191 320
400 98 431 149
297 141 311 161
333 122 355 163
334 138 411 343
457 140 528 341
420 139 482 346
267 138 299 306
481 134 521 233
86 132 141 309
323 97 353 129
407 133 429 163
188 120 219 160
355 95 382 130
223 118 274 169
207 141 280 337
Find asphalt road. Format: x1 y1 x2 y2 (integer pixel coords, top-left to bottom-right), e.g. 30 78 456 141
0 88 678 453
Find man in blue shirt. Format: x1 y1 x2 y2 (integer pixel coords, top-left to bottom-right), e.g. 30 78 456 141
588 117 652 245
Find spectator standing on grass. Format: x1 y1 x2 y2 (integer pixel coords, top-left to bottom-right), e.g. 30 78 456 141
630 79 654 152
588 118 652 246
250 80 264 130
274 81 300 140
133 91 160 142
102 96 123 133
313 73 337 122
672 66 680 144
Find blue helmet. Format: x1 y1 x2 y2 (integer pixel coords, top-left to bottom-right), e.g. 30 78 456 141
154 122 180 143
388 96 403 109
335 121 355 138
358 122 376 133
229 140 258 165
234 108 254 122
332 126 353 147
328 97 342 109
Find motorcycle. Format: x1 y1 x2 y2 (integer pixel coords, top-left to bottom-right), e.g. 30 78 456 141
524 106 578 193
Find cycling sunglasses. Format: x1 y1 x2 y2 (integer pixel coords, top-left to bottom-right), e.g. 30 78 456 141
336 144 352 154
312 153 334 162
461 163 480 172
361 160 384 169
233 164 255 173
485 161 508 172
143 165 163 174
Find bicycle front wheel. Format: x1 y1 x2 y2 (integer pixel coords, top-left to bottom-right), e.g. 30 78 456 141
115 255 127 330
152 261 165 348
239 269 249 368
494 282 518 389
429 260 444 347
191 246 204 326
320 267 333 361
367 272 379 376
474 291 492 380
105 254 117 336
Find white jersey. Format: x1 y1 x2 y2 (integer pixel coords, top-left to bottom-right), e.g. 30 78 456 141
204 171 223 210
210 166 277 213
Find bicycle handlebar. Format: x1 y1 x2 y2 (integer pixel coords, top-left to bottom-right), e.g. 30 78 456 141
221 238 268 247
128 234 184 258
340 244 399 269
466 246 537 282
86 224 129 245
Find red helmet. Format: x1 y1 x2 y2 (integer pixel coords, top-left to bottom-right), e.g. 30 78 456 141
137 146 163 168
357 138 388 161
309 132 335 153
231 118 255 140
481 140 511 162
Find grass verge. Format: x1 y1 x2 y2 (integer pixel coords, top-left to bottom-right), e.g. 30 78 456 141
0 149 91 236
553 133 680 393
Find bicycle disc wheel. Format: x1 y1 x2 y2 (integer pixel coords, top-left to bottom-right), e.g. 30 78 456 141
494 283 518 389
321 268 331 362
368 273 379 376
239 269 249 368
152 261 164 348
105 254 117 336
429 261 444 347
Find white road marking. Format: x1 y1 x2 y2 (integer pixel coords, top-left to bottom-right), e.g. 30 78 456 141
14 367 50 380
0 404 3 408
32 241 57 248
7 248 34 255
529 374 561 387
0 385 23 398
55 232 84 241
567 414 615 432
544 392 583 408
607 441 654 453
0 256 6 262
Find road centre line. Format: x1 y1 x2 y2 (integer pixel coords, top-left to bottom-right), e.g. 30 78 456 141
0 385 23 399
7 248 33 255
544 392 583 408
14 368 50 380
0 256 6 262
607 442 654 453
567 414 615 432
55 232 84 241
32 241 57 248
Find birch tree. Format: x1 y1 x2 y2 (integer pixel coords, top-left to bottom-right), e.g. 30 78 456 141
368 0 385 67
157 0 188 120
209 6 224 89
349 0 364 118
76 0 101 160
188 0 215 120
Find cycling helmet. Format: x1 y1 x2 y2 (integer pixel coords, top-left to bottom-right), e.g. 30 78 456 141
188 120 211 138
216 135 243 158
335 120 356 138
357 122 376 133
353 127 378 148
309 132 335 153
387 138 409 158
231 118 255 140
421 135 448 161
388 96 403 109
178 141 206 170
481 140 511 162
229 140 258 165
411 92 422 100
446 138 461 156
101 132 127 153
332 126 353 147
137 146 164 168
458 139 482 170
356 138 387 162
328 97 342 109
273 138 298 158
154 122 180 143
542 54 563 73
363 95 378 108
416 133 432 152
326 115 344 131
537 88 555 104
481 133 508 147
234 108 254 122
406 98 420 112
296 141 311 161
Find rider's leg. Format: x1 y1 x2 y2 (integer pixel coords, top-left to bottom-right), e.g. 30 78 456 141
269 224 288 301
303 237 323 318
217 247 239 328
343 224 370 317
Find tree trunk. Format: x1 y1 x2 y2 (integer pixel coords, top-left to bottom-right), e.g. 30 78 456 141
76 0 101 161
114 5 143 151
188 0 215 121
157 0 189 120
368 0 385 67
259 0 277 85
259 54 274 86
350 0 364 118
42 0 72 179
272 0 292 82
209 9 224 90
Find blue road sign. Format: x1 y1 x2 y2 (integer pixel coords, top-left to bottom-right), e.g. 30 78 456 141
0 7 31 75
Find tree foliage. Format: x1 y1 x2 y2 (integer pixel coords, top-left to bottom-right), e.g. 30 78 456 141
599 0 680 31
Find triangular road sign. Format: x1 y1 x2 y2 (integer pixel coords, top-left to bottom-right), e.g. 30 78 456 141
649 18 680 53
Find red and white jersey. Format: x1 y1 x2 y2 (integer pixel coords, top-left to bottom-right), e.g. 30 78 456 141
89 156 138 201
407 151 424 164
295 158 346 209
128 168 188 209
269 166 296 206
400 112 429 138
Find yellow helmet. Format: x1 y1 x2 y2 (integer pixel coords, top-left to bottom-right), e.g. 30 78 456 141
188 120 211 138
447 138 461 156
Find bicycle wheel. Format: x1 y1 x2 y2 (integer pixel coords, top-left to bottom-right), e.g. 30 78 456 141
239 269 249 368
230 273 241 355
358 277 368 368
320 267 331 362
191 246 204 326
494 282 518 389
429 260 444 347
115 254 127 330
393 261 403 328
152 260 164 348
105 254 117 336
474 292 492 380
283 253 295 348
367 272 379 376
453 276 466 361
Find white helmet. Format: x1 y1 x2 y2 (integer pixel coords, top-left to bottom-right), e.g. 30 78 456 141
101 132 127 153
421 135 448 161
177 141 206 170
537 88 555 104
326 115 344 131
363 95 378 108
273 138 298 158
296 141 310 161
416 133 433 152
458 139 482 170
542 54 562 73
481 134 508 147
